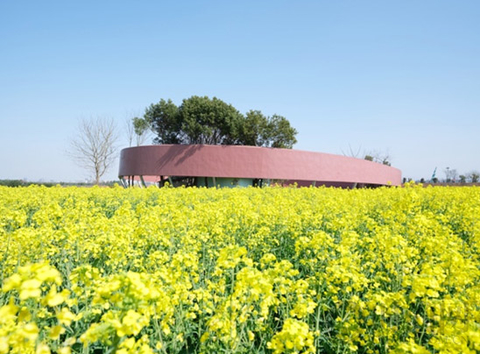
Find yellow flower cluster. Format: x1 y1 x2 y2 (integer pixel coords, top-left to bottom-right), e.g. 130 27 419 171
1 184 479 353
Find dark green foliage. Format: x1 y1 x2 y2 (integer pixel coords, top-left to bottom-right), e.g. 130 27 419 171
132 117 151 138
238 111 297 149
144 99 182 144
180 96 244 145
0 179 26 187
238 110 269 146
142 96 298 148
266 114 297 149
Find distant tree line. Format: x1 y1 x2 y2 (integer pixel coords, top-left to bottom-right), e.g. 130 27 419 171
0 179 119 187
414 169 480 184
0 180 53 187
458 171 479 183
133 96 298 149
444 168 479 183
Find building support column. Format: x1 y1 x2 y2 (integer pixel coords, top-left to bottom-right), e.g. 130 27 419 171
140 176 146 188
119 176 127 188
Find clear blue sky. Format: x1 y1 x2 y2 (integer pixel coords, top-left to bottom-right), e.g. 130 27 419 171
1 1 479 182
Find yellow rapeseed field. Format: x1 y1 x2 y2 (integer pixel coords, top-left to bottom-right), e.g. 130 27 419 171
0 184 479 353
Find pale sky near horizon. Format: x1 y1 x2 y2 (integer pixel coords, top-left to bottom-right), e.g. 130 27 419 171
1 1 479 182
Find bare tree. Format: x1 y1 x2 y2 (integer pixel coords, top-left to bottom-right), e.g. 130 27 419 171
341 144 363 158
365 149 392 166
444 167 458 183
70 117 119 185
124 116 135 147
343 145 392 166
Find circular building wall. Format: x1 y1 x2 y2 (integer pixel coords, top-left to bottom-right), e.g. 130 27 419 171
118 144 402 187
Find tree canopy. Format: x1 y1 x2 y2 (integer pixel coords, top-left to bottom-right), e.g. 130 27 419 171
141 96 297 149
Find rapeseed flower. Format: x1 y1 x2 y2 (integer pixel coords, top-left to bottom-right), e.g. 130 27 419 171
1 185 479 353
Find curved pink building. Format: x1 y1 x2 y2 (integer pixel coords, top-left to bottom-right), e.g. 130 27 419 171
118 144 402 188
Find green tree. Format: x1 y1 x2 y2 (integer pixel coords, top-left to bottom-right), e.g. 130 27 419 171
131 117 152 146
239 110 269 146
263 114 298 149
143 96 298 149
179 96 243 145
237 111 298 148
144 99 182 144
468 171 479 183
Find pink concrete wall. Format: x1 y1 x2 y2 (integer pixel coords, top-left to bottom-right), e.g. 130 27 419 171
118 144 402 186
